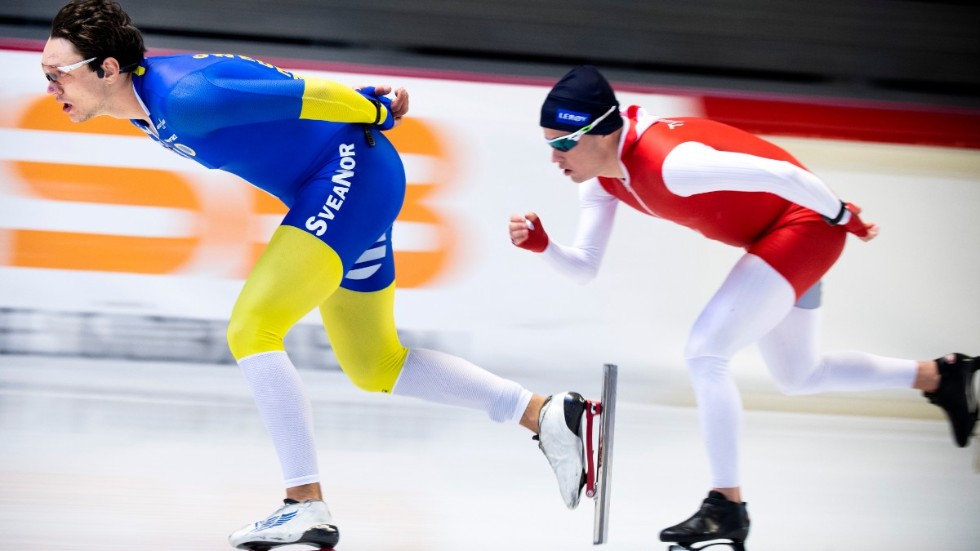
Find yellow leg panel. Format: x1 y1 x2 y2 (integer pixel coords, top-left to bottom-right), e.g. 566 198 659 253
319 282 407 393
227 225 344 360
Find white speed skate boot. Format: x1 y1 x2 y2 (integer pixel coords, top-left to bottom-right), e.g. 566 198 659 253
536 392 589 509
229 499 339 550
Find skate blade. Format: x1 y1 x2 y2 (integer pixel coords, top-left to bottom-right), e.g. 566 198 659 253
974 373 979 474
239 545 335 551
591 363 618 545
667 541 746 551
239 526 338 551
243 546 335 551
973 428 979 474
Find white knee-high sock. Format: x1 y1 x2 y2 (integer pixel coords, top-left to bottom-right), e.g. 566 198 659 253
239 351 319 487
392 348 533 423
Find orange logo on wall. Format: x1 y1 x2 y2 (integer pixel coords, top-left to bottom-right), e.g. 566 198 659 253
3 95 458 288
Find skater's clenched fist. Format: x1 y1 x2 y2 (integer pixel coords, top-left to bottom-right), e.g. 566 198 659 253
510 212 549 253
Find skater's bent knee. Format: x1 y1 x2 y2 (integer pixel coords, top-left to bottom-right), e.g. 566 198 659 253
339 349 408 394
684 333 734 363
226 315 285 360
771 373 815 396
685 354 731 380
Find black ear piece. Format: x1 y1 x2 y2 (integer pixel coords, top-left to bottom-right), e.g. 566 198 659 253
96 67 105 78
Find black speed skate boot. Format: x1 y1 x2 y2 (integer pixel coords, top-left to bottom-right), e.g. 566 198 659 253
660 491 749 551
924 353 978 447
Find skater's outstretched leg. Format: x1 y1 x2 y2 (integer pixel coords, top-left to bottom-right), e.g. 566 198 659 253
660 491 749 551
924 353 978 447
229 499 339 551
322 286 594 509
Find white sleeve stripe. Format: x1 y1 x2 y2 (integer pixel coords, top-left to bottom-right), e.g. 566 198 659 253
661 141 843 218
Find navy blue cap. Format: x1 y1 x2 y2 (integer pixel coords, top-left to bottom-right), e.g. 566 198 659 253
540 65 622 135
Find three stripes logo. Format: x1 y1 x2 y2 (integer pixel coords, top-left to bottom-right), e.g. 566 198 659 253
345 233 388 281
254 510 297 531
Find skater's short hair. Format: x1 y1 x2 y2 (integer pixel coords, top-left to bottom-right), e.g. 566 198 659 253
50 0 146 72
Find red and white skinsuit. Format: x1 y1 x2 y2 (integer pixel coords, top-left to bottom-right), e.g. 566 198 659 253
531 106 917 488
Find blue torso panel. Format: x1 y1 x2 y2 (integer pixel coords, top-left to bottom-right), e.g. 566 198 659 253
131 54 349 205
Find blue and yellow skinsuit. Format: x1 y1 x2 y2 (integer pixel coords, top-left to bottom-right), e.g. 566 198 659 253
131 53 408 391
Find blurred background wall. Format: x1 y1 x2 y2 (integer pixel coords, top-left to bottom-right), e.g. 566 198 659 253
2 0 979 106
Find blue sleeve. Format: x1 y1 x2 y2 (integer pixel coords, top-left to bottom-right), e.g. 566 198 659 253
162 57 380 136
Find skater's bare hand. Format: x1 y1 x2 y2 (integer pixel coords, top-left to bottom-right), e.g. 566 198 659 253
509 212 549 252
355 84 409 127
509 213 533 246
858 222 879 242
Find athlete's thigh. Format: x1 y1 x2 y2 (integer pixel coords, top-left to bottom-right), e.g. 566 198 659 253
317 263 407 392
228 225 344 358
686 253 796 359
748 219 845 299
757 300 822 383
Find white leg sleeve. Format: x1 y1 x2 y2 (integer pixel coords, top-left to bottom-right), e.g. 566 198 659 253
685 254 796 488
239 351 320 488
392 348 533 423
758 307 917 394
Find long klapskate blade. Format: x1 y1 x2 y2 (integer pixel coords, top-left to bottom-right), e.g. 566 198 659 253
593 363 618 544
973 429 979 474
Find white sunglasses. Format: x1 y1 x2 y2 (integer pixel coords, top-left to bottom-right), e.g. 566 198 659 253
546 105 618 152
45 57 97 83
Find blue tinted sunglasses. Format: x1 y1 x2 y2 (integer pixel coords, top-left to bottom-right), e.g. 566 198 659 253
546 105 617 152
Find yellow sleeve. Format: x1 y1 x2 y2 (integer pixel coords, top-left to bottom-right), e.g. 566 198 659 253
298 76 390 125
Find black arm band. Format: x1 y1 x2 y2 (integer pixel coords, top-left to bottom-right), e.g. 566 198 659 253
369 98 383 126
822 200 847 225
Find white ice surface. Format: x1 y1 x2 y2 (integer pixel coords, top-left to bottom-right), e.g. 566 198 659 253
1 355 978 551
